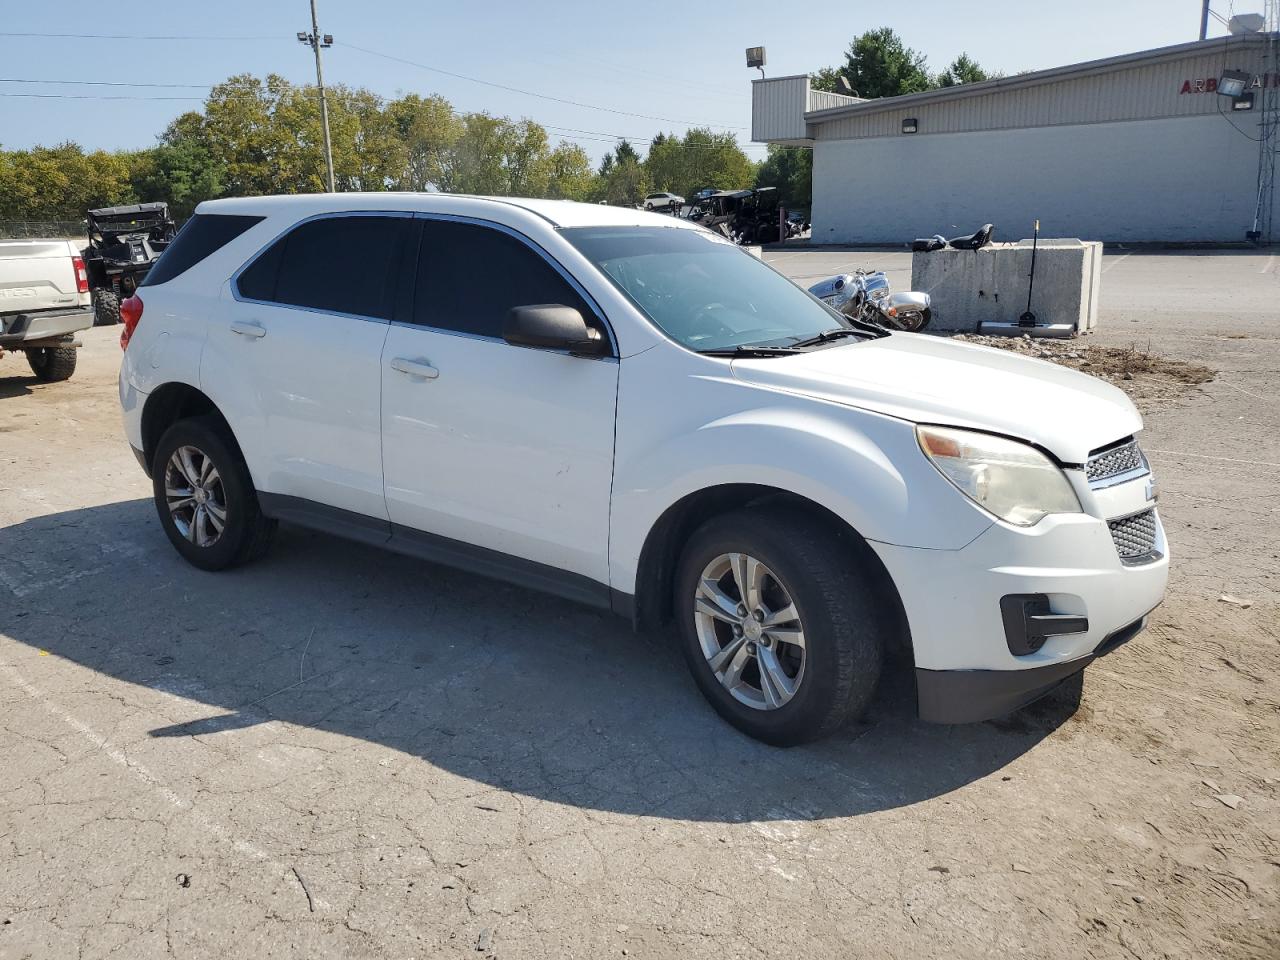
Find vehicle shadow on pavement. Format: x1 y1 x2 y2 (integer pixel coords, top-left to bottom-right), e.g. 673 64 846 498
0 499 1080 823
0 375 36 399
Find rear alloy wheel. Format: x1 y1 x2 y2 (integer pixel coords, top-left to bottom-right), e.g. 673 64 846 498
152 417 275 570
676 507 885 746
164 445 228 549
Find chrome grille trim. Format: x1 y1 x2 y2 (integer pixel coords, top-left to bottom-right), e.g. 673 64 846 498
1087 439 1148 487
1109 508 1159 564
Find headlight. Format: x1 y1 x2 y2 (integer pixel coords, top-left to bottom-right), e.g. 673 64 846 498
917 425 1082 526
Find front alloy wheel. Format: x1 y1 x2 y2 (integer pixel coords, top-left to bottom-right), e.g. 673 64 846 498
675 507 886 746
164 445 227 548
694 553 806 710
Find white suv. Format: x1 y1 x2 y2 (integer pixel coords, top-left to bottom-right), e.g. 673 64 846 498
119 194 1167 745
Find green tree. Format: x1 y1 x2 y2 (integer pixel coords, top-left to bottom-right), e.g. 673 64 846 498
0 143 134 222
502 119 552 196
812 31 999 99
643 128 756 200
811 27 933 98
937 53 997 87
595 154 650 206
387 93 462 191
754 145 811 210
130 113 224 219
546 142 596 200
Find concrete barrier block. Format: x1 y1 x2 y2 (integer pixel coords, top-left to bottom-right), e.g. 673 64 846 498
911 239 1103 336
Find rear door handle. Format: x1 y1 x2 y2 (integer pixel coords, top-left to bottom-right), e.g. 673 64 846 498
390 357 439 379
230 320 266 339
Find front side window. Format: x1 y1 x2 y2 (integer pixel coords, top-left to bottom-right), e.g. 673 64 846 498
236 215 410 321
413 220 596 339
561 225 869 352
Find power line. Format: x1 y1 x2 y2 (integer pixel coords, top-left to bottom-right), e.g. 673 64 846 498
0 77 213 89
337 40 747 131
1 30 749 133
0 30 278 40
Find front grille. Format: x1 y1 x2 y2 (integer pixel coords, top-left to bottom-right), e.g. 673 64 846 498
1087 438 1148 485
1109 509 1158 562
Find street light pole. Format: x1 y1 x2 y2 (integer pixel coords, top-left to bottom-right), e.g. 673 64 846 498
298 0 336 193
1199 0 1210 39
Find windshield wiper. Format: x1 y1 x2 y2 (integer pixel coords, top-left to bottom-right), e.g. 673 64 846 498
697 344 803 358
789 327 867 349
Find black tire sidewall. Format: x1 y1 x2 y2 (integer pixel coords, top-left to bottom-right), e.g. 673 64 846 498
93 290 121 327
151 418 259 571
26 347 77 382
675 510 881 745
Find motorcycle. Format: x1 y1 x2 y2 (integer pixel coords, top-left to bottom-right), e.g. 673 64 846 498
807 270 933 332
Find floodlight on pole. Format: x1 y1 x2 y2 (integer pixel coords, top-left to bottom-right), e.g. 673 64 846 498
298 0 336 193
745 46 766 79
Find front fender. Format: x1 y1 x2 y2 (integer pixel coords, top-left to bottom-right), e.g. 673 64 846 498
609 375 992 595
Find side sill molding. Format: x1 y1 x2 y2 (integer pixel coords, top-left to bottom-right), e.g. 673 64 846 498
257 492 613 612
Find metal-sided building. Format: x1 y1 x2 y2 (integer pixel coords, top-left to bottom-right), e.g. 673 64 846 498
752 35 1278 244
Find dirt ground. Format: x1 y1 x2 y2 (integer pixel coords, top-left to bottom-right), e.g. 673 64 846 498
0 250 1277 960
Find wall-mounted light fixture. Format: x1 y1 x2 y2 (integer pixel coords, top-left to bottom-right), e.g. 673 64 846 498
1232 92 1255 111
902 118 919 134
1217 69 1251 98
746 46 766 79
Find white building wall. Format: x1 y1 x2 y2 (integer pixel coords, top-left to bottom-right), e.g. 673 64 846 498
810 114 1270 244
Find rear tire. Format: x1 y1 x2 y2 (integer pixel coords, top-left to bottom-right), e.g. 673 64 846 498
152 416 276 571
93 289 121 326
674 506 885 746
26 346 77 382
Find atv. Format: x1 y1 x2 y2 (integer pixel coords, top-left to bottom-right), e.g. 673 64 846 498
83 203 176 326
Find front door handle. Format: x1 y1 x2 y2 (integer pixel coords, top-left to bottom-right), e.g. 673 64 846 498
230 320 266 339
390 357 439 379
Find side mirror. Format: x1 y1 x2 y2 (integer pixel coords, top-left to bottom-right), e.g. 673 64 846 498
503 304 608 357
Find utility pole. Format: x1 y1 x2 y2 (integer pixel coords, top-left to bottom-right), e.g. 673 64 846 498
297 1 336 192
1199 0 1210 39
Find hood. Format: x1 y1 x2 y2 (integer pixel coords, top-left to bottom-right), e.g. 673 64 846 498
730 334 1141 464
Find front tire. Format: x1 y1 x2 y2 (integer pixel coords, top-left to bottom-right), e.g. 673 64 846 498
674 507 885 746
152 417 276 571
26 346 77 382
93 289 120 326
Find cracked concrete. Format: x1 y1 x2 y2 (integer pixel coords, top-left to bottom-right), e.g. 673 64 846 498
1 250 1278 959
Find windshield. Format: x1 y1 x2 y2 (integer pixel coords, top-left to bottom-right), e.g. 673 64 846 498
562 225 870 352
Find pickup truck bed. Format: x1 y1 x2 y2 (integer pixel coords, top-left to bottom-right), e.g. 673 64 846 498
0 239 93 382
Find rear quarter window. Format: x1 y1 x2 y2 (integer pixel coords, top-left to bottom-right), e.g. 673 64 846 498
141 213 263 287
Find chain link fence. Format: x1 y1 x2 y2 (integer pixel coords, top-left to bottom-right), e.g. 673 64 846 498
0 221 86 241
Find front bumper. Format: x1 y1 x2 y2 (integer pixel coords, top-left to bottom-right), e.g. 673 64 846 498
915 613 1150 723
871 504 1168 723
0 307 94 347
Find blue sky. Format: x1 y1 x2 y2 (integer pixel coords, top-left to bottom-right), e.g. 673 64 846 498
0 0 1239 162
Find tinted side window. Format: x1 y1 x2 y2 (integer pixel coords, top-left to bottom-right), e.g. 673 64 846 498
142 213 263 287
241 215 408 320
236 236 284 302
414 220 593 338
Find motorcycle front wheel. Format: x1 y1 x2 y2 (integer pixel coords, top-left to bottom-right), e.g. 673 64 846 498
894 307 931 332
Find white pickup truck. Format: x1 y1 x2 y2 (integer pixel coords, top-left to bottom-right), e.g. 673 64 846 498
0 238 94 382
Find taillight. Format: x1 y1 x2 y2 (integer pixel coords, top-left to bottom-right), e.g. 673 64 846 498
72 255 89 294
120 295 144 350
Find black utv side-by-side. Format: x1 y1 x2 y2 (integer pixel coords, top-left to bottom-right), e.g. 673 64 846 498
83 202 176 326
